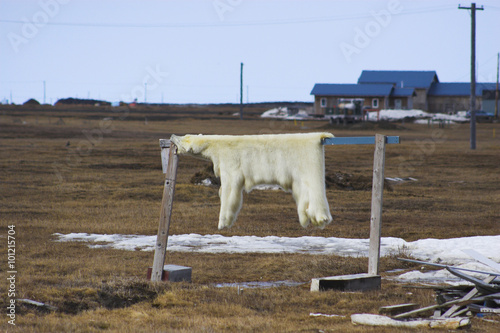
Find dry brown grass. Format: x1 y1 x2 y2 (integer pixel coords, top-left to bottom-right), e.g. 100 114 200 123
1 105 499 332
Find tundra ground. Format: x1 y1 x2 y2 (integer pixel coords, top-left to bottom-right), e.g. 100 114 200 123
1 104 499 332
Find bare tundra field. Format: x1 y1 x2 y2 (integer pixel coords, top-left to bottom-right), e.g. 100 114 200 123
1 104 499 332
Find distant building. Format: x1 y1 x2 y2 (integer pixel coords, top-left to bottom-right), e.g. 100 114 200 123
481 89 500 115
311 83 415 116
428 82 497 113
311 70 497 114
23 98 41 106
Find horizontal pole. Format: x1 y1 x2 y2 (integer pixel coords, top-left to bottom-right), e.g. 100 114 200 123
323 136 399 145
160 136 400 147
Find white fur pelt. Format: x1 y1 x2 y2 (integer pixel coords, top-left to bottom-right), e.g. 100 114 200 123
170 133 333 230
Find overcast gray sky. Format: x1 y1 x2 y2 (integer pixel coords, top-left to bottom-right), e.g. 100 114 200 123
1 0 499 104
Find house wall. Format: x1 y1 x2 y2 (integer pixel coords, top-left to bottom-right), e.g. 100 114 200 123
482 99 499 114
428 96 482 113
314 95 388 114
413 88 428 110
314 96 337 115
388 97 412 109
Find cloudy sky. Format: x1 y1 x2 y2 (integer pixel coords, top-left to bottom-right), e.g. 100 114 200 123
1 0 499 104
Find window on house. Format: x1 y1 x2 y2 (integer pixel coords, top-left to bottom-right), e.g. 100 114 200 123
320 98 327 108
372 98 379 108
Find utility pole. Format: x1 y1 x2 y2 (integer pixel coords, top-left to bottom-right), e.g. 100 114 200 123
240 62 244 120
495 52 499 120
459 3 484 150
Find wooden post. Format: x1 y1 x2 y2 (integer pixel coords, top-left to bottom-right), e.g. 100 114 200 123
151 140 179 282
368 134 386 276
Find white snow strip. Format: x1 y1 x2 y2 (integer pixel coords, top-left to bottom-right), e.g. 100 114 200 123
366 109 468 123
53 233 500 283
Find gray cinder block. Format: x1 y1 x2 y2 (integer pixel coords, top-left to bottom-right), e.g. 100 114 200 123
311 273 380 292
148 265 192 282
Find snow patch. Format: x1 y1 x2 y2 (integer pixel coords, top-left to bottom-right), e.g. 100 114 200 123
54 233 500 283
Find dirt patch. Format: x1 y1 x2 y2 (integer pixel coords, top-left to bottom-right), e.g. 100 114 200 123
190 164 220 186
96 279 162 310
325 171 393 191
18 278 170 316
89 163 157 170
190 166 392 191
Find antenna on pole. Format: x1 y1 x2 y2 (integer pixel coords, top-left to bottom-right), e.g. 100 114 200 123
239 63 244 120
495 52 499 120
459 2 484 150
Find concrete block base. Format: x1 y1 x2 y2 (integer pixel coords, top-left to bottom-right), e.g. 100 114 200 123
147 264 192 282
310 273 381 292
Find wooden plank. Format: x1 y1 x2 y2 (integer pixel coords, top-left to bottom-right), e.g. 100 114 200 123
151 143 179 282
461 249 500 273
397 258 500 276
368 134 386 276
322 136 399 145
446 267 500 293
379 303 419 316
394 294 489 319
440 275 496 318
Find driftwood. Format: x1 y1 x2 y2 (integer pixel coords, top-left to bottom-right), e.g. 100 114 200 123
351 314 470 329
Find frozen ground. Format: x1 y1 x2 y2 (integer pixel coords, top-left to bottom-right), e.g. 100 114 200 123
366 109 468 123
260 108 469 123
55 233 500 284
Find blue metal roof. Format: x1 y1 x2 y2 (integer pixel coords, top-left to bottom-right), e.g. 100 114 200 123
358 70 439 88
392 87 415 97
311 83 393 97
428 82 497 96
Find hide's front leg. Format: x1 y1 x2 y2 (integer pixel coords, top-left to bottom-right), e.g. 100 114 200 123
218 176 244 229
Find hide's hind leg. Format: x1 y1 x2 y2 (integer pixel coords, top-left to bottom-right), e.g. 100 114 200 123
218 177 244 229
306 184 332 229
292 183 311 228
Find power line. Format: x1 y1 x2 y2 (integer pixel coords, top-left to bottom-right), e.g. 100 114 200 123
0 5 455 28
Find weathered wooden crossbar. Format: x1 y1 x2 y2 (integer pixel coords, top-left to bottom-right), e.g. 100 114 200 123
322 136 400 145
151 134 400 282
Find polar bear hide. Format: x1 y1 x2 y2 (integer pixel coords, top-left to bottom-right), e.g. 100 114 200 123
170 133 333 230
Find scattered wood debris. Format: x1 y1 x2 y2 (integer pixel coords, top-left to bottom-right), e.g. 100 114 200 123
379 303 418 316
350 255 500 329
